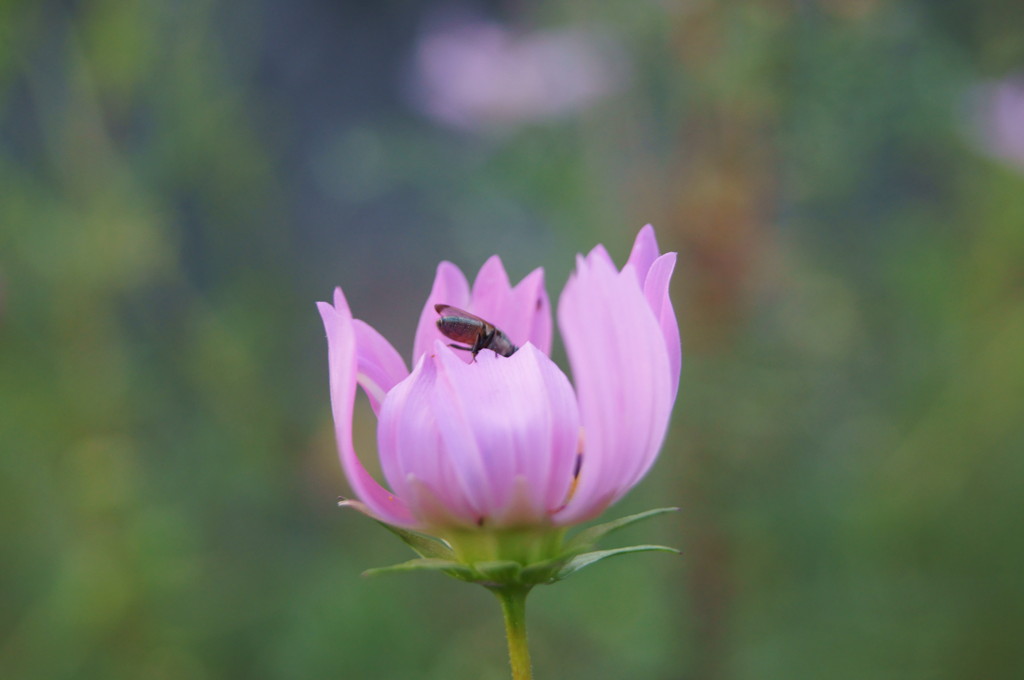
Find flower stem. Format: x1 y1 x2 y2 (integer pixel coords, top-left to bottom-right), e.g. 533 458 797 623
493 586 533 680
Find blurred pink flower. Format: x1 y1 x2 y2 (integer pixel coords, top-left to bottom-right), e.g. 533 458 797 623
318 226 680 531
410 19 629 133
970 75 1024 170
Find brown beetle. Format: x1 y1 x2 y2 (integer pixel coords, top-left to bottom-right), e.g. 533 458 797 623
434 304 518 359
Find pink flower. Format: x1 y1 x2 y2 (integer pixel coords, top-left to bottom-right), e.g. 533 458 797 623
410 19 629 134
969 75 1024 170
318 226 680 532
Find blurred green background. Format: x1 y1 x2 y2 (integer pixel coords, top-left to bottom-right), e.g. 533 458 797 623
2 0 1023 678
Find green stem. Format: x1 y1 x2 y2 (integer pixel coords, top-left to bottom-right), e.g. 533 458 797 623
493 586 533 680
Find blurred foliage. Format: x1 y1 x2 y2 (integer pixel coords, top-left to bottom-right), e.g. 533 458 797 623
2 0 1023 678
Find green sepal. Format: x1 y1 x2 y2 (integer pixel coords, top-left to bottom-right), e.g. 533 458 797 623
518 556 568 584
362 558 474 579
374 521 456 560
564 507 679 554
553 544 680 581
351 505 680 588
474 560 522 583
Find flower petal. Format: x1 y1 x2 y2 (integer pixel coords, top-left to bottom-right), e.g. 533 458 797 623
318 288 415 526
469 254 513 311
470 259 552 355
625 226 681 398
467 344 579 518
554 253 674 525
379 341 579 526
378 350 481 526
525 270 553 354
353 319 408 414
584 243 614 268
503 266 552 355
420 256 552 364
625 223 660 283
642 252 682 399
412 261 471 363
433 342 578 523
469 257 552 355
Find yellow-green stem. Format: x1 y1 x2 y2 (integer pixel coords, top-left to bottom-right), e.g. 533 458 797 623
493 586 533 680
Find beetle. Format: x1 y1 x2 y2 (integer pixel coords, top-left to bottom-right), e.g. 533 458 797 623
434 303 518 359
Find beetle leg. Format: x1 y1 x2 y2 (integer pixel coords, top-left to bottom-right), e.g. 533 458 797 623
472 328 495 358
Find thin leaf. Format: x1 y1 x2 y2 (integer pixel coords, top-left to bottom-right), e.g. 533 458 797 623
374 521 456 560
565 507 679 553
553 544 680 581
362 558 473 578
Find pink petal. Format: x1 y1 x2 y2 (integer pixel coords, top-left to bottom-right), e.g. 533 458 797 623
491 475 545 527
471 261 552 355
353 319 408 415
469 255 514 310
423 256 552 364
403 475 480 528
378 341 579 526
642 252 682 399
412 261 471 363
625 223 660 284
422 343 496 514
584 243 614 268
452 344 579 518
377 350 481 525
318 289 415 526
469 257 551 354
624 226 681 397
512 268 552 355
433 342 578 522
525 271 553 355
554 255 674 525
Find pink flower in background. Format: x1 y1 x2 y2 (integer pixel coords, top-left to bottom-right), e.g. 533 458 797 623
410 19 629 133
318 226 680 531
970 75 1024 170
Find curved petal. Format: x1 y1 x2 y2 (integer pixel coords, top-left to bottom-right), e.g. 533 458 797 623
433 343 579 523
584 243 614 268
377 351 481 526
469 257 552 356
379 341 579 527
625 223 660 283
642 253 681 399
421 256 552 364
554 255 674 525
402 475 479 529
353 319 408 414
318 288 415 526
625 226 681 398
469 255 513 311
525 270 553 355
505 267 552 355
412 261 471 363
400 345 491 519
475 264 551 355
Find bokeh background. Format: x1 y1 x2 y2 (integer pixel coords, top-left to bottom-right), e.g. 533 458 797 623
2 0 1023 678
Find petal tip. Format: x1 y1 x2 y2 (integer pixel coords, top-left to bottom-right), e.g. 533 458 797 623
332 286 348 311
